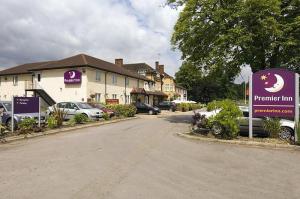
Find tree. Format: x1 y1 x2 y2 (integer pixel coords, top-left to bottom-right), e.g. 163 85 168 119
168 0 300 74
175 61 244 102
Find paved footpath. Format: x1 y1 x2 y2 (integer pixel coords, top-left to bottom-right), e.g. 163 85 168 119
0 113 299 199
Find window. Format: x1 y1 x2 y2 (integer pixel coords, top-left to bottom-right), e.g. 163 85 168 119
112 94 117 99
37 74 41 82
13 76 18 86
112 74 117 84
57 102 67 108
125 77 129 86
126 95 130 104
169 84 174 91
96 70 101 81
95 93 101 102
138 70 146 76
164 84 169 91
67 103 78 110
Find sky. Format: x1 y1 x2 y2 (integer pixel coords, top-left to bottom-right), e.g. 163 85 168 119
0 0 183 76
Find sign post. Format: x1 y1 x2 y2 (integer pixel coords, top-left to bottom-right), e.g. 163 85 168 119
295 73 299 142
249 74 253 139
11 97 14 133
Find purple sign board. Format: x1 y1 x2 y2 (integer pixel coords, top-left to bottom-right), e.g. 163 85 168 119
252 69 295 118
64 70 82 84
14 97 39 114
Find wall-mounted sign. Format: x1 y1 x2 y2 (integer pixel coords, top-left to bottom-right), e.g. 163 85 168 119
13 97 39 114
106 99 119 105
64 70 82 84
252 69 296 118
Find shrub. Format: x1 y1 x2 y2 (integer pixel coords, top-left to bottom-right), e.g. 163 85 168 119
262 117 281 138
19 118 36 134
0 123 7 138
73 113 88 124
208 99 242 139
102 113 110 120
177 103 189 112
51 106 67 127
295 121 300 145
106 104 136 117
47 116 58 129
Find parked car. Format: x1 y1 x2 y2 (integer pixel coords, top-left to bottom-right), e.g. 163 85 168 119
194 106 295 140
134 102 160 115
88 103 115 117
47 102 103 120
0 101 46 130
157 101 176 112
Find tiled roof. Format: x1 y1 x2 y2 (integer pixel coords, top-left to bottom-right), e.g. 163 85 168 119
123 63 156 73
0 54 153 82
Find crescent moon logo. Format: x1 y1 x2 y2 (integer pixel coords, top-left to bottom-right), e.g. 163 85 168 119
264 74 285 93
69 71 76 79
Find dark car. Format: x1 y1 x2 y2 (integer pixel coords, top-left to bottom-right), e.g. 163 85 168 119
134 102 160 115
0 101 46 130
88 103 115 117
157 101 176 112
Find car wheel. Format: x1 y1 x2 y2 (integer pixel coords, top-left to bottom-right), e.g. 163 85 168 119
6 118 17 131
279 127 293 141
149 110 154 115
211 122 223 135
82 113 89 120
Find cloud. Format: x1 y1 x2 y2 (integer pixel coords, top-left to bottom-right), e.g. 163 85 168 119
0 0 181 76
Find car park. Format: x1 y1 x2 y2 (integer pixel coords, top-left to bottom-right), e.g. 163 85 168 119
194 106 295 140
88 103 115 118
47 102 103 120
134 102 160 115
0 101 46 130
157 101 176 112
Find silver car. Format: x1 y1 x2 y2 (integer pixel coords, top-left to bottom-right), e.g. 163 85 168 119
47 102 103 120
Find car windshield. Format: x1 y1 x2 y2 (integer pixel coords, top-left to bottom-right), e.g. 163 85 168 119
77 103 93 109
2 102 12 111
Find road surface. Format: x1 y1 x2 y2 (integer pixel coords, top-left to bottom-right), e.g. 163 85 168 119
0 113 299 199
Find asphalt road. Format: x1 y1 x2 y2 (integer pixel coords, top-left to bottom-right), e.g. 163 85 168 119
0 113 299 199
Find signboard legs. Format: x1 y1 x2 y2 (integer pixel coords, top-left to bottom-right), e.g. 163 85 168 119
11 97 14 133
249 74 253 139
295 73 299 142
38 97 41 128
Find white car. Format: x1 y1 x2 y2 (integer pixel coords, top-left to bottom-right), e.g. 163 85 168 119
196 106 295 140
47 102 103 120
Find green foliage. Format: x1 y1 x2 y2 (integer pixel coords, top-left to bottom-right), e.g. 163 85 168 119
208 100 242 139
177 103 204 112
47 116 58 129
73 114 88 124
262 117 281 138
19 118 36 134
169 0 300 75
52 106 67 127
175 61 245 103
295 121 300 145
106 104 136 117
0 123 7 138
102 113 110 121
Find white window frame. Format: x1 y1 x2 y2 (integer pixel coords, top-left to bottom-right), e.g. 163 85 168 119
112 94 117 99
125 77 129 86
95 93 101 102
13 75 18 86
112 74 117 84
96 70 101 82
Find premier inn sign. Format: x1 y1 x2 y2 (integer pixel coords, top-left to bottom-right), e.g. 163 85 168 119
64 70 82 84
252 69 296 118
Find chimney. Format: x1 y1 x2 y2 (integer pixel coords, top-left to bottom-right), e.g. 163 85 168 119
158 64 164 74
115 58 123 67
155 61 159 70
